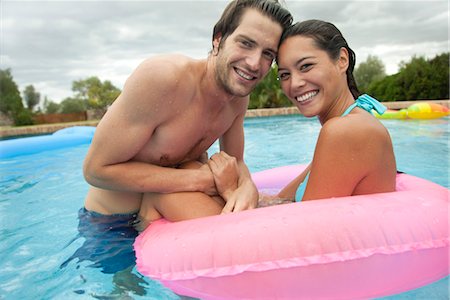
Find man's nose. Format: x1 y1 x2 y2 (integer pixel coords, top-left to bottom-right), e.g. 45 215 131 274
245 52 262 72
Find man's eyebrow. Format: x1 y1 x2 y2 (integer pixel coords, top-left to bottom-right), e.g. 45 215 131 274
235 34 256 45
235 34 277 55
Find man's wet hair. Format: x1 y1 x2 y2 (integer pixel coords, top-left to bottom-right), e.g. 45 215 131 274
212 0 293 50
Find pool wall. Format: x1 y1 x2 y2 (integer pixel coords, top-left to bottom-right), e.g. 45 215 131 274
1 100 448 139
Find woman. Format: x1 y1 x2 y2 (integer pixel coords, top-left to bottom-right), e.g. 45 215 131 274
273 19 396 202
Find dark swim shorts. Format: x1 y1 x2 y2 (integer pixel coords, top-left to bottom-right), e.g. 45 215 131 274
61 208 139 274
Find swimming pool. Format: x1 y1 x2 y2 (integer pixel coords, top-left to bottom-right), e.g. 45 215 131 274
0 115 448 299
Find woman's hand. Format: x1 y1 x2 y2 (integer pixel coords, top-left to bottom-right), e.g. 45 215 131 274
257 193 294 207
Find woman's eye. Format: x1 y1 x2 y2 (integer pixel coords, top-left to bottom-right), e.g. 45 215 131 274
300 64 312 71
278 73 289 81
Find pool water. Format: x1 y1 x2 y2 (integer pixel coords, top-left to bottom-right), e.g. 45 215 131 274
0 115 448 299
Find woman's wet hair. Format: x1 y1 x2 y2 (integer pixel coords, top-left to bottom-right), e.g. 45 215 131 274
279 20 360 99
212 0 293 50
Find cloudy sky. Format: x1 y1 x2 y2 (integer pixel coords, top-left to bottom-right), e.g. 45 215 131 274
1 0 448 103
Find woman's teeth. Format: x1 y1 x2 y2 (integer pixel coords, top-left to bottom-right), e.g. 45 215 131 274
296 91 318 103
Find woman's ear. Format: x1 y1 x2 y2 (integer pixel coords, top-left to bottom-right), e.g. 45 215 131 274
338 47 349 73
212 34 222 55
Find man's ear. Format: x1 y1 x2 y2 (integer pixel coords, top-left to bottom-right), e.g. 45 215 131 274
212 34 222 55
338 47 349 74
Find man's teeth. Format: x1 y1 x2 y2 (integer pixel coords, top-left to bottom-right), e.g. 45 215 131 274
296 91 318 102
236 69 254 80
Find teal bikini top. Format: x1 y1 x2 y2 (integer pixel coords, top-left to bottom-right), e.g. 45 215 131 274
294 94 386 202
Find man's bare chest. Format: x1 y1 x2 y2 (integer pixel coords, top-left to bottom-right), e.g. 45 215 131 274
134 114 232 166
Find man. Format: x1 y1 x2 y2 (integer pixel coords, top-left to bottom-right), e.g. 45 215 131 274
70 0 292 273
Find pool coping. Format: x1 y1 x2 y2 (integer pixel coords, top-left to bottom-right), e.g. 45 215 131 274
1 100 448 138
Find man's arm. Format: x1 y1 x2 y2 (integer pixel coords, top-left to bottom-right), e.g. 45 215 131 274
217 106 258 213
83 57 216 195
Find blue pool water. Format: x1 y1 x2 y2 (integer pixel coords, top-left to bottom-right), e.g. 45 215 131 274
0 115 448 299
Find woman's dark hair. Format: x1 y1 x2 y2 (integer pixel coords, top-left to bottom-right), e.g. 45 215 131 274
279 20 360 99
212 0 292 50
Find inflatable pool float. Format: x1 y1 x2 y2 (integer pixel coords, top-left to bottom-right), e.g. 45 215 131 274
374 109 408 120
0 126 95 159
374 102 449 120
407 102 449 119
134 165 449 300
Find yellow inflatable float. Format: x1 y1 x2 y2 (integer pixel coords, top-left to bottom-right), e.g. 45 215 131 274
374 102 449 120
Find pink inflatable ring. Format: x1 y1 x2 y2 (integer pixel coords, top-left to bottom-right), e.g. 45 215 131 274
134 165 449 300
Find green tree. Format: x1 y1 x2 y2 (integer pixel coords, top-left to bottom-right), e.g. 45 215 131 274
14 109 35 126
72 76 121 109
367 52 449 101
354 55 386 93
425 53 449 100
60 97 87 113
0 69 34 125
23 84 41 111
399 56 431 100
43 97 61 114
249 65 291 109
0 68 23 115
368 74 404 102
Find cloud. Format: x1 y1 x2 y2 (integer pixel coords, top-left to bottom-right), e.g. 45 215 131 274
1 0 448 102
286 1 448 73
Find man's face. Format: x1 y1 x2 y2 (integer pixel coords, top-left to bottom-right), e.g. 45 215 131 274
214 9 283 97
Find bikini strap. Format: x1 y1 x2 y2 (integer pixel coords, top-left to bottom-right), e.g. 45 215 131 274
342 94 387 117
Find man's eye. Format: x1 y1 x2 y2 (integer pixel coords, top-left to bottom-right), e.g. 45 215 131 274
263 51 275 60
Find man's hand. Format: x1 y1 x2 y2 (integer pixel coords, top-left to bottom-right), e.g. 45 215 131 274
220 179 258 213
207 151 239 200
208 151 258 213
191 162 218 196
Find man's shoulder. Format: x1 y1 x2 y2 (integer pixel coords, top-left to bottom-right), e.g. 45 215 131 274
140 54 198 71
131 54 202 85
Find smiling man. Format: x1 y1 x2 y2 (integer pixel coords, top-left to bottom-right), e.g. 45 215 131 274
76 0 291 273
84 0 291 222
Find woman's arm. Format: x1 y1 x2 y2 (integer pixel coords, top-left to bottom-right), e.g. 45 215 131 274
277 164 311 199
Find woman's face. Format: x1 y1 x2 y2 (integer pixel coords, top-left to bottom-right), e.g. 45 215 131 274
277 35 347 118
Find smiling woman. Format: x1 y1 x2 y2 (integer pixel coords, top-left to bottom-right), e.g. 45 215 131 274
274 19 397 202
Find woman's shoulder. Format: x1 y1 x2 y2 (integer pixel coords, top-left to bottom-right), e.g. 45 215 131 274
319 112 390 148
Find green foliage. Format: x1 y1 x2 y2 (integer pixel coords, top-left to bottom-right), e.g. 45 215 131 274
354 55 386 93
13 109 35 126
60 97 88 114
43 97 61 114
368 53 449 101
23 85 41 111
0 68 24 115
0 69 35 125
249 65 292 109
72 76 121 109
426 53 449 100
